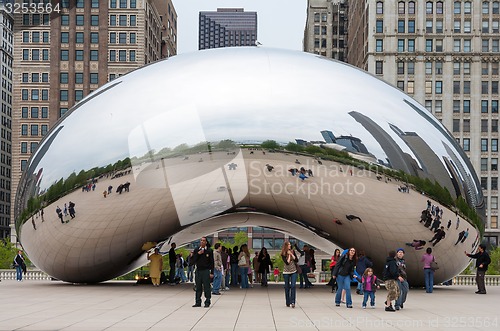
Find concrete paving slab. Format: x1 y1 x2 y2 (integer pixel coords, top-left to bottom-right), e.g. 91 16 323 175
0 280 498 331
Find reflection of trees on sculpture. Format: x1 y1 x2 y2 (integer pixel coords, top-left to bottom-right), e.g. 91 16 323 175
19 157 132 225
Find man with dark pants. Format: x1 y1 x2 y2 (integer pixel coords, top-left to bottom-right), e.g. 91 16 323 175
465 244 491 294
192 237 214 308
395 248 409 310
168 243 176 285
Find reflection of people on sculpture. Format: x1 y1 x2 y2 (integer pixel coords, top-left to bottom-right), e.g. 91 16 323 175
405 240 426 250
103 190 107 198
288 168 298 176
429 226 446 246
298 173 308 181
56 206 64 224
346 214 363 223
429 217 441 232
108 185 113 194
455 228 469 245
31 216 36 230
123 182 130 192
68 201 76 219
265 164 274 172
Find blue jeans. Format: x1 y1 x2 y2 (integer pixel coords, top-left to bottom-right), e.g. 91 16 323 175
212 269 222 293
283 272 297 305
424 268 434 293
240 267 249 288
357 281 363 294
231 263 239 286
362 291 375 307
335 275 352 306
176 268 187 282
396 279 409 308
15 266 23 281
299 265 312 288
187 266 194 282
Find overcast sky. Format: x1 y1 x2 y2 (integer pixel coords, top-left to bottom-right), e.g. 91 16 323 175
172 0 308 54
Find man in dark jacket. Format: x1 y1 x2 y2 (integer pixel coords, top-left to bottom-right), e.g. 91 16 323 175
395 248 409 310
465 244 491 294
356 250 373 295
383 251 400 312
168 243 176 284
192 237 214 308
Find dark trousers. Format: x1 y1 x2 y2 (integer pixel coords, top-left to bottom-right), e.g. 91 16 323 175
476 270 486 293
230 263 239 286
195 269 211 306
169 263 175 283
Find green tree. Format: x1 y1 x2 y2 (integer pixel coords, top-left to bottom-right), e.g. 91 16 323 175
261 140 280 150
217 139 237 150
285 142 304 152
487 246 500 275
0 239 17 269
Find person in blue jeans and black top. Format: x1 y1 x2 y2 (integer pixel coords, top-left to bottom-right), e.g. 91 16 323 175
281 241 298 308
332 247 358 308
465 244 491 294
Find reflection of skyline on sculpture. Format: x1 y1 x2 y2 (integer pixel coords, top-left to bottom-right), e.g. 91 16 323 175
15 48 484 284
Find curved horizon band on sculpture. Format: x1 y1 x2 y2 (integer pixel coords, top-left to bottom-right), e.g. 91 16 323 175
15 47 484 284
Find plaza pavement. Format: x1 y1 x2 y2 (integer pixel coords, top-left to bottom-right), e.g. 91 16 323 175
0 280 498 331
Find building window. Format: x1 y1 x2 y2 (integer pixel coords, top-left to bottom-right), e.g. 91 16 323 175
453 119 460 132
30 125 38 136
76 15 84 26
75 90 84 102
119 15 127 26
436 61 443 74
436 1 443 14
75 73 84 84
119 50 127 61
130 33 136 44
60 50 69 61
21 124 28 136
407 81 414 94
482 100 489 113
435 100 442 112
493 119 499 131
398 39 405 52
130 15 136 26
76 0 84 8
464 1 472 13
493 178 499 190
91 32 99 44
90 73 98 84
110 32 116 44
426 39 433 52
463 119 470 132
376 61 384 74
397 81 404 91
397 62 404 74
376 1 383 14
426 20 433 33
426 62 433 75
92 0 99 8
41 125 48 136
110 15 116 26
409 1 416 14
60 72 68 84
493 100 499 113
482 81 489 94
30 142 38 153
110 50 116 61
119 33 127 44
59 108 68 118
453 100 461 113
483 1 490 14
407 62 415 74
481 158 488 172
376 39 383 52
435 81 442 94
482 119 489 132
463 100 470 113
493 139 499 152
90 50 99 61
31 89 39 100
21 142 27 154
463 138 470 151
464 81 471 94
408 20 415 33
398 20 405 33
61 32 69 43
91 15 99 26
41 107 48 118
425 81 432 94
454 1 461 14
376 20 383 33
425 100 433 111
61 15 69 26
494 1 500 14
22 107 28 118
482 138 489 152
42 89 48 101
398 1 405 14
75 50 84 61
76 32 84 44
464 39 471 52
408 39 415 52
60 90 68 101
120 0 127 8
110 0 117 8
492 158 498 171
426 1 433 14
130 50 136 61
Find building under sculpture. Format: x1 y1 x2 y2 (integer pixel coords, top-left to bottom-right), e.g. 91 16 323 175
15 48 484 284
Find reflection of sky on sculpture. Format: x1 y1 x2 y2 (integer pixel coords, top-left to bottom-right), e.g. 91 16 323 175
28 47 475 192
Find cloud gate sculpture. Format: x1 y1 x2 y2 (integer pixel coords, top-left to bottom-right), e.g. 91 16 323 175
15 48 484 284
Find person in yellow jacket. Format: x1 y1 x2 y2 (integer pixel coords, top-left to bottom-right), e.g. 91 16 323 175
147 248 163 286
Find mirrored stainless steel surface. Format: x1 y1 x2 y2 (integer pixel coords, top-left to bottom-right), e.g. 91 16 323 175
15 48 484 284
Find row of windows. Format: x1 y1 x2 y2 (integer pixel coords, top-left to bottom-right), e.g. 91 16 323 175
385 60 500 77
481 158 499 171
61 32 99 44
22 31 50 43
109 14 137 27
377 38 488 53
109 32 136 44
60 49 99 61
22 14 50 26
452 119 499 134
385 0 500 16
313 12 328 23
20 124 48 137
20 142 39 154
60 90 85 102
21 107 48 119
60 72 99 85
109 50 136 62
22 49 49 61
481 178 500 191
391 18 500 35
109 0 137 9
424 99 500 114
60 0 99 8
22 72 49 83
21 89 48 101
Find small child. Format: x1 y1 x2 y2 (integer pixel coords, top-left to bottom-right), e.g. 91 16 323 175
273 267 280 282
361 268 381 309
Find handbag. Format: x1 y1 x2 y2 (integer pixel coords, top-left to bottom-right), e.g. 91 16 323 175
294 262 302 274
430 258 439 271
238 255 247 267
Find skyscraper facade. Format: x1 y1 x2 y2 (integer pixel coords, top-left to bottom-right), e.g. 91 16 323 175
199 8 257 50
304 0 498 246
303 0 347 61
10 0 176 241
0 3 13 239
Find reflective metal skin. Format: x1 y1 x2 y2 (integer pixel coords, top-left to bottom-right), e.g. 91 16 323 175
16 48 484 284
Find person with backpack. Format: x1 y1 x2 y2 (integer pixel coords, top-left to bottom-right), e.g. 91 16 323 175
383 250 400 312
332 247 358 308
230 246 239 287
175 254 187 283
361 267 381 308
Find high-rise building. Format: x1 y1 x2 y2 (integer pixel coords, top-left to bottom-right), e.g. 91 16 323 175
303 0 347 61
0 3 13 240
10 0 177 241
198 8 257 50
304 0 498 245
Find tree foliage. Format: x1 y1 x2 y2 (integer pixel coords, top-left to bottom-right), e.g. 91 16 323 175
261 140 280 150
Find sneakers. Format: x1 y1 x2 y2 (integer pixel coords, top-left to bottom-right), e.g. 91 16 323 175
192 304 201 307
385 306 396 312
347 305 353 308
371 306 375 309
362 306 366 309
335 304 340 307
395 306 400 311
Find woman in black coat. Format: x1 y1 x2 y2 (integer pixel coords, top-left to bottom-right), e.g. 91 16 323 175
258 247 272 286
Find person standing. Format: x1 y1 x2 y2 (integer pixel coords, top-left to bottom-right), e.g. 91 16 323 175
238 244 251 288
13 250 26 282
395 248 409 310
361 268 380 309
222 246 231 291
281 241 298 308
421 247 435 293
187 252 195 282
147 248 163 287
192 237 214 308
329 249 341 293
212 243 223 295
175 254 187 283
332 247 358 308
273 267 280 283
355 250 373 295
168 243 176 285
295 243 313 289
230 245 240 287
383 250 400 312
465 244 491 294
258 247 272 287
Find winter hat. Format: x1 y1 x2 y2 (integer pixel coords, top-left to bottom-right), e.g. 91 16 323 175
396 248 405 253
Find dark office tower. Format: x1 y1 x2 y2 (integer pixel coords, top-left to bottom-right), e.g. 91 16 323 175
199 8 257 50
